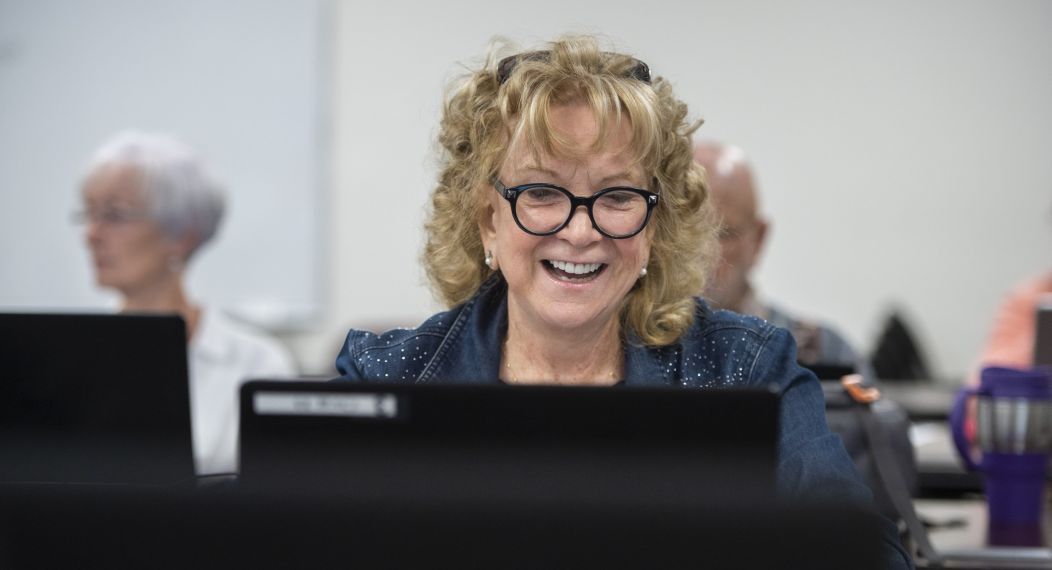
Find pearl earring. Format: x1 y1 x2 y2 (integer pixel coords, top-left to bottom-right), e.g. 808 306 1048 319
484 250 494 269
639 265 648 278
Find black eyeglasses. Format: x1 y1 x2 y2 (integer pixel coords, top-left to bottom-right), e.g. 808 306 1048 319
494 179 659 239
496 51 651 86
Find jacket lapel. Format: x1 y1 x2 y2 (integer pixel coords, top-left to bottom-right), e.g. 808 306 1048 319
418 277 506 385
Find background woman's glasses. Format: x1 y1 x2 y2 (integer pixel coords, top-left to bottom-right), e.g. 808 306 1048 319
71 208 150 226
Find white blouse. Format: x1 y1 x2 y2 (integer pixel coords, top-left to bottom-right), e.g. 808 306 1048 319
188 309 295 475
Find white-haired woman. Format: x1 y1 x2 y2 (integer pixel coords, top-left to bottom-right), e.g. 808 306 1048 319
77 130 295 476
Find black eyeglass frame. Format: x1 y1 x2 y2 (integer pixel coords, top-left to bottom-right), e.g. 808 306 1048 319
493 179 659 239
496 51 652 86
70 207 151 226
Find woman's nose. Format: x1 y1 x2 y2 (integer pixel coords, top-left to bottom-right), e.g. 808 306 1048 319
85 217 105 245
557 205 603 246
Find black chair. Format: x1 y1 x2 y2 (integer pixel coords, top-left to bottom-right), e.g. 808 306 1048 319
870 310 934 381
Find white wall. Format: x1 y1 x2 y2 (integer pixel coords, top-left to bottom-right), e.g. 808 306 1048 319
3 1 1049 379
290 0 1052 378
0 0 325 330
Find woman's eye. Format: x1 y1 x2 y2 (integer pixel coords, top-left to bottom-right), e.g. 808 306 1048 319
598 191 642 210
522 188 562 202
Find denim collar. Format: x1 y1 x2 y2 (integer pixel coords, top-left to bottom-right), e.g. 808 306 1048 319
417 276 676 387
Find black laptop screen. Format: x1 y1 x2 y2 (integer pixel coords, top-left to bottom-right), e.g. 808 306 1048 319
239 380 779 509
0 313 194 485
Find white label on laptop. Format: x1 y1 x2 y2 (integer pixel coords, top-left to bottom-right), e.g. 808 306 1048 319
254 392 398 418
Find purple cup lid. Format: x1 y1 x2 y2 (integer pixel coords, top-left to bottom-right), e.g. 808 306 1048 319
980 366 1052 400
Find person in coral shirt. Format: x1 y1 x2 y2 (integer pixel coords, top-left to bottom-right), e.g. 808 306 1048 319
976 272 1052 372
963 272 1052 442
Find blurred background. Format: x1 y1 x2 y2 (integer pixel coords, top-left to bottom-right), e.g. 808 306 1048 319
1 0 1049 379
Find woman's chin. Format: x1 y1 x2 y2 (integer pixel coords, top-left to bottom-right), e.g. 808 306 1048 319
94 273 132 295
506 288 617 336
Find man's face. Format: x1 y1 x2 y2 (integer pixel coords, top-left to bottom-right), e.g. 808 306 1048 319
705 168 766 311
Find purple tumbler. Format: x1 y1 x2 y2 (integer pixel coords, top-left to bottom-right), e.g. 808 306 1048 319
951 366 1052 546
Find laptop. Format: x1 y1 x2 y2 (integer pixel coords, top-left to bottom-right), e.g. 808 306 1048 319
229 382 883 568
239 380 779 509
0 313 194 486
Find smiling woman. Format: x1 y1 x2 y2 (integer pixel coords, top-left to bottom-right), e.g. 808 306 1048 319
334 35 911 568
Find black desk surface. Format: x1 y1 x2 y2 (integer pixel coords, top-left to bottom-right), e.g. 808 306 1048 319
880 380 959 422
0 485 885 570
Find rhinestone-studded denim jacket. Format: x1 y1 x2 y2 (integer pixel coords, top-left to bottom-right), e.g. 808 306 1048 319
334 276 913 569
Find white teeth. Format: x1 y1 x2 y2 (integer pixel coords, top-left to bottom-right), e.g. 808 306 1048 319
550 260 602 275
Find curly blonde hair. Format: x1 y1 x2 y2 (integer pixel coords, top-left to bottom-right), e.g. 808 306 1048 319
424 35 718 346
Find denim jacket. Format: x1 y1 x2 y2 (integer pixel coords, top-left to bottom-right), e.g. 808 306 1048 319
335 277 913 568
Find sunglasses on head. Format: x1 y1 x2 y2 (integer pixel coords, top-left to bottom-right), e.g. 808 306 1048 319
496 51 652 86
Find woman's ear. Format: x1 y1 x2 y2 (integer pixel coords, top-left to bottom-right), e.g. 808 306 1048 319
165 233 198 268
477 199 501 271
478 201 498 247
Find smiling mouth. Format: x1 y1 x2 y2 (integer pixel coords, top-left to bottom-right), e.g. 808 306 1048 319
543 259 607 282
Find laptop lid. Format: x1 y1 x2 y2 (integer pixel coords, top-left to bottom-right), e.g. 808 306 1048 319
239 380 780 509
0 313 194 486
